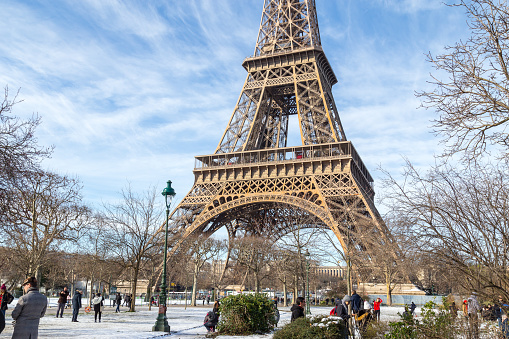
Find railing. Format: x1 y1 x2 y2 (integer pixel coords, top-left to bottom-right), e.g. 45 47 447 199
194 142 374 184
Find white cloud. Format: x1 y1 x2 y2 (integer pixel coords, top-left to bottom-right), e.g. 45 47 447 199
0 0 469 210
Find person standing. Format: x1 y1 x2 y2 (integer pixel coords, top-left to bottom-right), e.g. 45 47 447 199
467 292 481 339
0 284 14 316
496 296 508 333
290 297 306 322
409 301 416 315
115 293 122 313
71 289 82 322
11 277 47 339
334 295 351 320
363 299 372 313
350 290 362 315
373 298 382 321
56 286 69 318
449 300 458 318
92 292 104 323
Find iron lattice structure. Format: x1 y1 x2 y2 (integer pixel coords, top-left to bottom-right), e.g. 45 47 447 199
164 0 389 260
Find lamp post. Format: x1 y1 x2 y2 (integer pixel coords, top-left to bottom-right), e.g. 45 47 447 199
305 249 311 315
153 180 176 332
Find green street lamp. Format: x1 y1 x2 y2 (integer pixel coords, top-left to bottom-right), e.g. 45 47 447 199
305 249 311 315
153 180 176 333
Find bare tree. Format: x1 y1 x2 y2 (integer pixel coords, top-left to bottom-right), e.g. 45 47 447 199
382 160 509 301
3 170 90 280
0 86 52 220
184 237 224 306
229 235 277 293
104 185 164 312
418 1 509 161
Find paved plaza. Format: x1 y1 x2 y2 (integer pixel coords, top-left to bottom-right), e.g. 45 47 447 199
0 298 404 338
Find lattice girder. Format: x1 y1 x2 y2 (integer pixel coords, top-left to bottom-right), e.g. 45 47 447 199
217 55 345 153
255 0 321 57
155 1 395 287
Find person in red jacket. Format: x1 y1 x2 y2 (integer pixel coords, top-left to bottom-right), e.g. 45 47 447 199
373 298 382 321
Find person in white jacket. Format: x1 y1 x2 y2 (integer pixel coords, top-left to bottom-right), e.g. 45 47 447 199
92 293 104 323
364 299 372 312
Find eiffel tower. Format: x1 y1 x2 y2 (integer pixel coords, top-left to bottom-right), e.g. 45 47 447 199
166 0 387 257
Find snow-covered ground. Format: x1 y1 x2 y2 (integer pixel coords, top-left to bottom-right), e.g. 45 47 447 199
0 297 405 338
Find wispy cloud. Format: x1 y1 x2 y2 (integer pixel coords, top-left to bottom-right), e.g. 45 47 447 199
0 0 469 210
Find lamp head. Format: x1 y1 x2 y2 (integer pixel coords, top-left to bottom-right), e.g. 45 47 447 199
161 180 176 198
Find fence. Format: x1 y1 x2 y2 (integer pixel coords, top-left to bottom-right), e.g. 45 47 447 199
368 294 445 306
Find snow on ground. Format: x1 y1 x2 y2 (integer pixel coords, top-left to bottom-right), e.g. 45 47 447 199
0 298 406 338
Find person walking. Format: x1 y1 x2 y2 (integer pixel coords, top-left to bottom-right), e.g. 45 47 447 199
92 292 104 323
467 292 481 339
0 284 14 316
115 293 122 313
56 286 69 318
11 277 47 339
290 297 306 322
373 298 382 321
71 289 82 322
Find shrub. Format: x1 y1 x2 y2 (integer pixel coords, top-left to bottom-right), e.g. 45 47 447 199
385 298 457 339
273 315 348 339
216 294 276 335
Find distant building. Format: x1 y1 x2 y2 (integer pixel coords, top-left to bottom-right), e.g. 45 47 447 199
316 266 346 279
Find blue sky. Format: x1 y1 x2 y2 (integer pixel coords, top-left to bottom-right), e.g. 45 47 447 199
0 0 467 209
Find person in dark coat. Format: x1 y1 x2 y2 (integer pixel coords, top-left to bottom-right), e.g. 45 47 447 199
0 308 4 334
203 310 219 332
410 301 416 315
92 292 104 322
12 277 47 339
334 295 351 334
56 286 69 318
0 284 14 316
290 297 305 322
334 295 351 320
350 290 362 314
72 289 82 322
115 293 122 313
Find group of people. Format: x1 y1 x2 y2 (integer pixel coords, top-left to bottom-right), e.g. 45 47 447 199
457 292 509 339
290 291 383 334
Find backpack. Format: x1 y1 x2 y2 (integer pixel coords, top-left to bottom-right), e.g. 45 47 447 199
204 311 217 324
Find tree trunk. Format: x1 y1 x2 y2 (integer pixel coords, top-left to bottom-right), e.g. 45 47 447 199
184 286 188 310
283 277 287 307
385 266 392 306
293 274 298 304
130 267 139 312
147 278 152 311
191 262 199 306
89 274 94 307
254 270 260 293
